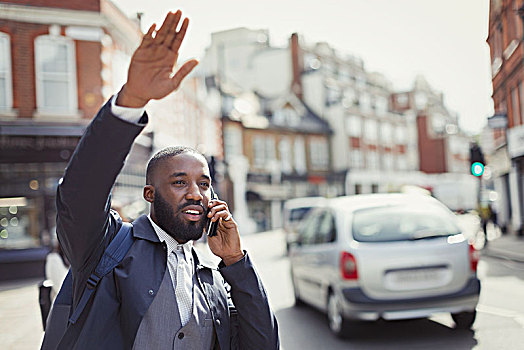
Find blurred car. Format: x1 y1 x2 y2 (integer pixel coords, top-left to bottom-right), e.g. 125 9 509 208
283 197 325 253
289 193 480 337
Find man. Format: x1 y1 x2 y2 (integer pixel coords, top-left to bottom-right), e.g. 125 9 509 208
52 10 279 349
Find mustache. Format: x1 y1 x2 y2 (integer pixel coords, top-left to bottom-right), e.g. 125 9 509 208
177 200 205 211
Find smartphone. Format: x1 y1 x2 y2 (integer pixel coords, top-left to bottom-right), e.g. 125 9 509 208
205 186 219 237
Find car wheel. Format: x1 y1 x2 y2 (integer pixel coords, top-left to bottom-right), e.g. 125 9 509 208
327 292 350 338
452 310 476 329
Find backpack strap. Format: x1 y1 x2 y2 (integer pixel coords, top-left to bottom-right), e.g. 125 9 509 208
69 222 134 324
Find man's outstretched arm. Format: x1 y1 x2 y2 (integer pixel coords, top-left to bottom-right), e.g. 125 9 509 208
56 10 198 271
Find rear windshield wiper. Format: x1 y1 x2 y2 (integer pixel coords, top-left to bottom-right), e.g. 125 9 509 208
410 230 452 240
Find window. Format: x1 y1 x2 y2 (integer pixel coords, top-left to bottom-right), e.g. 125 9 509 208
360 93 371 114
395 125 407 143
0 197 40 249
415 92 427 110
253 135 276 169
350 149 364 169
309 138 329 170
396 94 408 106
34 35 77 115
351 204 460 242
364 119 378 142
317 212 336 244
274 107 300 126
366 150 379 170
346 115 362 137
342 87 356 108
279 138 293 174
298 210 323 245
325 84 341 106
253 136 264 167
375 96 388 116
223 125 243 161
380 122 393 145
294 137 307 174
0 32 13 113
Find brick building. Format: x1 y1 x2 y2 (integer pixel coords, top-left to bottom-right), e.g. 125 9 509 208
487 0 524 235
390 76 470 176
0 0 145 280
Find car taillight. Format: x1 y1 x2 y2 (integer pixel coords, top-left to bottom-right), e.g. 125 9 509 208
340 251 358 280
469 243 479 272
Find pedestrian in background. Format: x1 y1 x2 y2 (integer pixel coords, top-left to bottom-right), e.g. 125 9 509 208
43 9 279 349
479 203 491 247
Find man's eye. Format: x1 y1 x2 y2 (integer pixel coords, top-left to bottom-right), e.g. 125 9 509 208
200 182 210 188
173 180 185 185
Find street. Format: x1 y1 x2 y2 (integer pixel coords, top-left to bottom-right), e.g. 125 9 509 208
241 230 524 350
2 228 524 349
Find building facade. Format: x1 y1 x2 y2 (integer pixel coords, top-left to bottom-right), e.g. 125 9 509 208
487 0 524 235
0 0 144 280
201 28 334 232
294 36 423 195
391 76 470 176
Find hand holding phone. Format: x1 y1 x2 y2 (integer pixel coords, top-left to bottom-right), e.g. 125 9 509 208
205 187 219 237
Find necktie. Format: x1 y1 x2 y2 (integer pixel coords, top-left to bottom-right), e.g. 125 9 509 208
173 247 193 326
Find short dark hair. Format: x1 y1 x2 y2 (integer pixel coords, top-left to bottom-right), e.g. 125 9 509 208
146 146 204 185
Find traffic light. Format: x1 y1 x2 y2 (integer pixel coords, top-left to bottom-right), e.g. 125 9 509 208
469 144 485 177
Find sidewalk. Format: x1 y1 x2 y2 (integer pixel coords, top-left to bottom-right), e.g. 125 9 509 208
0 278 44 350
482 233 524 263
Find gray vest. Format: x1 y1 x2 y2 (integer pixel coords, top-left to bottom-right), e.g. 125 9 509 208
132 267 216 350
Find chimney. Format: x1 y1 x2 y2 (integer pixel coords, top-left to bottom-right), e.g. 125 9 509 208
290 33 303 99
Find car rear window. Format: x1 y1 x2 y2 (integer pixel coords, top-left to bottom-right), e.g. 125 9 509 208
351 204 460 242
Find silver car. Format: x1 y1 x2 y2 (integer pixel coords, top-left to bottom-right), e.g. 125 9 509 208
289 193 480 337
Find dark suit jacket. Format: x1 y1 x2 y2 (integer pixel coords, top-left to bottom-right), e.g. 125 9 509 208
54 99 279 349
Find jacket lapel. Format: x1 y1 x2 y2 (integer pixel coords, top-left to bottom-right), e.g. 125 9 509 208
131 215 160 242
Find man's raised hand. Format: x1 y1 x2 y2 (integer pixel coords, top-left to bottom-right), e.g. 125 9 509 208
117 10 199 108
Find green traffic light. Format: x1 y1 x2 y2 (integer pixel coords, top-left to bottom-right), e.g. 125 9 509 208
471 162 484 177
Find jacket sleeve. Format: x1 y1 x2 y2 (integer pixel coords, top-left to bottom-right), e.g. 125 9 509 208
55 98 147 273
219 253 280 350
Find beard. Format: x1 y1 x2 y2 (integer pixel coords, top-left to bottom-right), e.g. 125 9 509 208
153 191 206 243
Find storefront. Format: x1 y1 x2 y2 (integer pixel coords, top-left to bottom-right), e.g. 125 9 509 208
0 125 83 281
507 124 524 236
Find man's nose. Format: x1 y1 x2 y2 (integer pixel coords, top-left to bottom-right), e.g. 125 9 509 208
185 182 203 201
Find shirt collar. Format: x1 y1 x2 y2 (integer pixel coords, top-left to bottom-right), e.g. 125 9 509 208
147 215 193 257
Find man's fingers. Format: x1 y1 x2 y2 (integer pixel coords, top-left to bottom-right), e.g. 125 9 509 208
170 18 189 52
155 11 175 45
165 11 182 49
140 24 156 48
171 59 199 90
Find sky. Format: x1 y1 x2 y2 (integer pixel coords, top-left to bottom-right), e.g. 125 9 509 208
111 0 493 135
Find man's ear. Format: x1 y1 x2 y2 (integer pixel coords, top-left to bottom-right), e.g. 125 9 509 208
143 185 155 203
